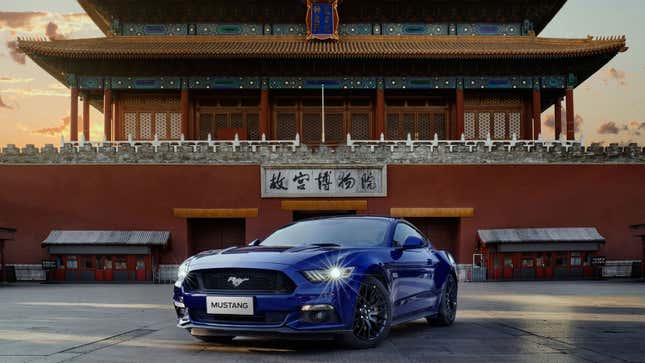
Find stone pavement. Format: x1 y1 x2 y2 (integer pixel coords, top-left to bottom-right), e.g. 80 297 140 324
0 281 643 362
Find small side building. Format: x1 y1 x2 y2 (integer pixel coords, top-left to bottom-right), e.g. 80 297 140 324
478 227 605 280
42 230 169 282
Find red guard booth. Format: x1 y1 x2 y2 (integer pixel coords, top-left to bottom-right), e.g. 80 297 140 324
477 227 605 280
42 231 169 282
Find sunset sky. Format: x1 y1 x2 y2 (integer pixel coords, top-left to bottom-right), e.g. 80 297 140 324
0 0 643 146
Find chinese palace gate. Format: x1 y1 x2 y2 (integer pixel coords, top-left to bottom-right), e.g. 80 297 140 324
5 0 642 282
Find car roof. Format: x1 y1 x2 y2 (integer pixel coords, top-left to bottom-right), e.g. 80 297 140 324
294 215 400 224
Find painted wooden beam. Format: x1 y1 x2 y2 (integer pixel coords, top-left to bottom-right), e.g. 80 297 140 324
390 207 474 218
281 200 368 211
173 208 259 218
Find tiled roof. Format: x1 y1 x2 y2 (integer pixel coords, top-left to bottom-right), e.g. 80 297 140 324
18 35 627 60
42 230 170 246
478 228 606 244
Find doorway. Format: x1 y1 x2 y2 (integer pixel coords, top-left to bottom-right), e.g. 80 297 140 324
407 218 459 255
188 218 246 254
292 210 356 222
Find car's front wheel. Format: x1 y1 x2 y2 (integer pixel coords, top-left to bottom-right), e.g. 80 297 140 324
427 274 457 326
337 276 392 349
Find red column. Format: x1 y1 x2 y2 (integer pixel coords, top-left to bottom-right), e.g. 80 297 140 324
82 98 90 141
554 97 562 140
70 87 79 141
103 88 112 141
260 88 269 138
566 88 575 140
181 88 189 139
532 87 541 139
456 88 464 139
375 88 385 139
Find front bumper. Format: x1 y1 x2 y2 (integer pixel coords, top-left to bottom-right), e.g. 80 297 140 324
173 265 360 336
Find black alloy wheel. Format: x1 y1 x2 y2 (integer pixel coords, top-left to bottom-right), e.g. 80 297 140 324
338 276 392 349
427 274 457 326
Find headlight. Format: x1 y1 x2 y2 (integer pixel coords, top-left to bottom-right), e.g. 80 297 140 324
175 259 191 287
302 266 355 283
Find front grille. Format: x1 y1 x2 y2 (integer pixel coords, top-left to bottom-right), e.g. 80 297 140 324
189 309 288 325
183 268 296 294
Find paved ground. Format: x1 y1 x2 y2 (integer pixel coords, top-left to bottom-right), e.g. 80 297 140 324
0 281 644 363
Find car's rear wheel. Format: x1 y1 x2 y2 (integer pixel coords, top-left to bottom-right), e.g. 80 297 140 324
338 276 391 349
427 274 457 326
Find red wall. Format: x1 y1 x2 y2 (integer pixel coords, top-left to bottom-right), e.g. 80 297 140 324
0 164 643 264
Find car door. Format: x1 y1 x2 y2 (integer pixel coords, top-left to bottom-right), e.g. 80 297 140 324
387 222 438 319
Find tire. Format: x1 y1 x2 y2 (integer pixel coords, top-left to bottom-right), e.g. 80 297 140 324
427 274 457 326
337 276 392 349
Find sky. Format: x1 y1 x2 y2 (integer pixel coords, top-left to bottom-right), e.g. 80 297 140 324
0 0 643 146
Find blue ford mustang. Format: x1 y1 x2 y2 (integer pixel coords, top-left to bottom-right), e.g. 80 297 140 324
173 216 458 348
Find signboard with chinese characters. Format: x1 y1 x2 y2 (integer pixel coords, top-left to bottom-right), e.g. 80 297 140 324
306 0 339 41
261 165 386 198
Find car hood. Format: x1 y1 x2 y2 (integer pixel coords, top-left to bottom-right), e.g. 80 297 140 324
187 245 365 271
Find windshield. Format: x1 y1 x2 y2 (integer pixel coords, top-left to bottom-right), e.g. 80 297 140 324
259 218 390 248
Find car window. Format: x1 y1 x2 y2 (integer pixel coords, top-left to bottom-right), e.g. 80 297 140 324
260 218 390 248
392 223 425 246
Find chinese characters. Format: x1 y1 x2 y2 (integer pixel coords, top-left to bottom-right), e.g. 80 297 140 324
263 167 385 197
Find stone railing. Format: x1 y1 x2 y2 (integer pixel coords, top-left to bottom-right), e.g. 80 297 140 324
1 134 643 165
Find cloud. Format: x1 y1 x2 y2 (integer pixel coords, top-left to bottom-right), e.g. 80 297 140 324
0 11 47 31
31 115 79 136
0 76 34 84
599 67 627 87
2 87 68 97
6 40 26 64
597 120 643 138
542 109 583 133
45 22 65 40
597 122 620 135
0 95 14 110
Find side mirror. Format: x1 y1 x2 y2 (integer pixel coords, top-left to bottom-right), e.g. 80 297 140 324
248 239 261 246
402 235 425 249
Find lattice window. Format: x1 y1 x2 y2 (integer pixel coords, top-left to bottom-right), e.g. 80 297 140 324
434 113 446 139
386 113 399 140
465 112 476 139
155 113 168 139
124 112 137 139
326 113 344 143
169 112 182 139
302 113 322 142
230 113 243 129
247 113 259 140
215 114 227 131
509 112 521 138
402 113 415 139
478 113 490 139
350 113 370 139
139 113 152 139
417 113 431 140
277 113 297 140
493 112 506 139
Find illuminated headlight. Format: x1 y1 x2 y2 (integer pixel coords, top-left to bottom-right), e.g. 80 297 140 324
302 266 355 282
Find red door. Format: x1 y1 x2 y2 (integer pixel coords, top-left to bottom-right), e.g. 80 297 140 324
535 254 545 279
135 256 146 281
503 254 514 279
104 256 114 281
53 256 65 281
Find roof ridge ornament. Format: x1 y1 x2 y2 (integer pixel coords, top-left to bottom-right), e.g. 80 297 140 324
306 0 340 41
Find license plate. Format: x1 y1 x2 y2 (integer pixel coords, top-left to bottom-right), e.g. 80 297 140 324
206 296 254 316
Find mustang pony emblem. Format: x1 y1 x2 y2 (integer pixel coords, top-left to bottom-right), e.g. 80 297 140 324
227 276 250 287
